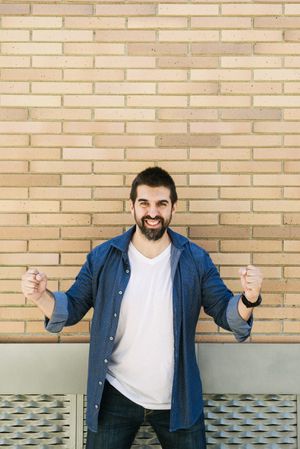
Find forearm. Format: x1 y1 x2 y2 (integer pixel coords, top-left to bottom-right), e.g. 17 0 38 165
34 289 55 320
238 296 253 322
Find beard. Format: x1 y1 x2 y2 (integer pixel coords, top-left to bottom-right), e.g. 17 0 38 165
134 211 173 241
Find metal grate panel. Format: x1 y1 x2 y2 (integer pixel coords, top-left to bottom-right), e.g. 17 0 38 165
0 394 76 448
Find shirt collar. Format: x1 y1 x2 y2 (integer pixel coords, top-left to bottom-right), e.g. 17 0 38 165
110 225 189 252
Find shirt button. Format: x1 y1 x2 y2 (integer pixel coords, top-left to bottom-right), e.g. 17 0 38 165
125 269 130 274
95 404 99 409
114 313 117 318
104 359 108 364
109 336 114 341
118 290 123 295
99 381 103 386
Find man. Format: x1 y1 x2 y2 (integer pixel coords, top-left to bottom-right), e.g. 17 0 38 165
22 167 263 449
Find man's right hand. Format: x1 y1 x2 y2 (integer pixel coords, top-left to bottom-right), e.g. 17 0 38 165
21 268 48 303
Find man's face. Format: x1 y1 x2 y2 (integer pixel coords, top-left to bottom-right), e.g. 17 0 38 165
130 185 176 241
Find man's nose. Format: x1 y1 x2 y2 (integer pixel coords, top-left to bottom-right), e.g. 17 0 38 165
148 206 159 217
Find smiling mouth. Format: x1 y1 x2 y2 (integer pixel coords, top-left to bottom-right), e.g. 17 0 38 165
144 218 162 227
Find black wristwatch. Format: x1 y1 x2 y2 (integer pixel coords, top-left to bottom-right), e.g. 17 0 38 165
241 292 262 308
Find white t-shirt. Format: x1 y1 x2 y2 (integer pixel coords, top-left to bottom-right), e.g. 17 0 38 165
107 242 174 409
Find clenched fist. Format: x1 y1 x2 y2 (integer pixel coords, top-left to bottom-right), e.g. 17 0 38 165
239 265 263 303
21 268 48 303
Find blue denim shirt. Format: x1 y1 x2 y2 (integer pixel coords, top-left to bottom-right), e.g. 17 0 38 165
45 226 252 433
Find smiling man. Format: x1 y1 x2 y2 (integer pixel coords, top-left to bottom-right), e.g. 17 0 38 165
21 166 263 449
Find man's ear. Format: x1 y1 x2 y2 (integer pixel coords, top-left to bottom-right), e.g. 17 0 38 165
129 199 134 214
172 202 177 214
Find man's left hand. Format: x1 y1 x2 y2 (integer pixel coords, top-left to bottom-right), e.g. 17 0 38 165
239 265 263 303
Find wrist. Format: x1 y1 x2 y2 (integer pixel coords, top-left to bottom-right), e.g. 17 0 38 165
241 292 262 308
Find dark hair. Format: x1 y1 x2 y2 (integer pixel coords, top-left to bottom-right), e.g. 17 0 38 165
130 167 178 205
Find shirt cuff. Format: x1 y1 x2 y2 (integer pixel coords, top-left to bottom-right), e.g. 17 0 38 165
44 291 69 333
226 294 253 342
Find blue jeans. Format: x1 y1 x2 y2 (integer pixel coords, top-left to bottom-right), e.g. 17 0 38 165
86 381 206 449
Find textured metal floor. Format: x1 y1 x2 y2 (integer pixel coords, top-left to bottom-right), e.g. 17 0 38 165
0 393 296 448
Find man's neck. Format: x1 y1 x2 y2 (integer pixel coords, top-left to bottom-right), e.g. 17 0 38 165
131 228 171 259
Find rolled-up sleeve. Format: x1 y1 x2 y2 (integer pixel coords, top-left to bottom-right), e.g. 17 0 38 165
44 291 69 333
226 294 253 342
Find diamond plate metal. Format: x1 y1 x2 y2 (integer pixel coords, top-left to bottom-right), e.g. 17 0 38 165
0 394 75 448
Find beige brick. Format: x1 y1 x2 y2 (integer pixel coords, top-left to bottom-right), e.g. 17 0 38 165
0 148 61 160
2 43 62 55
0 215 27 226
284 240 300 252
0 161 28 173
64 69 124 81
190 226 250 239
33 4 93 15
222 4 282 15
221 161 281 172
158 4 218 15
221 135 281 147
161 161 218 173
221 187 281 199
0 241 27 252
0 30 29 41
95 135 154 148
285 294 300 306
285 4 300 14
32 82 92 94
190 200 250 212
128 17 187 28
255 200 300 212
95 30 155 42
191 96 251 107
63 174 123 187
221 213 282 225
30 161 91 173
96 56 155 68
127 122 187 134
0 135 29 146
127 69 187 81
33 56 93 68
93 213 133 225
30 214 91 226
284 214 300 225
0 4 29 15
63 148 124 160
221 108 282 120
0 109 28 120
255 43 300 54
285 135 300 146
0 200 59 213
253 226 300 239
158 82 218 95
221 82 282 94
0 188 28 199
95 4 155 15
285 57 300 67
191 17 251 29
221 240 282 252
285 161 300 172
0 82 30 94
158 56 218 69
64 95 124 107
93 187 129 200
159 109 218 120
0 322 25 333
255 122 300 133
283 321 300 333
254 17 300 28
1 68 62 81
157 135 219 148
0 95 60 107
65 17 125 29
65 43 125 55
63 122 124 134
220 267 281 280
61 226 122 239
222 56 281 68
93 161 152 173
192 69 251 81
31 135 92 147
190 122 251 134
128 95 187 107
159 30 218 42
60 254 87 266
0 227 60 240
191 43 252 55
31 109 91 120
0 253 59 266
253 253 300 265
255 174 300 186
0 57 30 68
128 43 187 56
95 108 155 120
254 69 300 81
0 121 61 134
62 200 123 213
33 30 93 42
253 321 282 334
190 148 250 160
190 174 250 186
222 30 282 42
285 83 300 94
284 187 300 198
29 240 90 253
95 82 155 95
285 31 300 42
127 148 187 160
2 16 63 28
254 148 299 159
0 294 25 306
30 187 91 199
211 253 251 266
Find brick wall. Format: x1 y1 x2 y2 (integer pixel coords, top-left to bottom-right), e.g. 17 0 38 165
0 0 299 343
